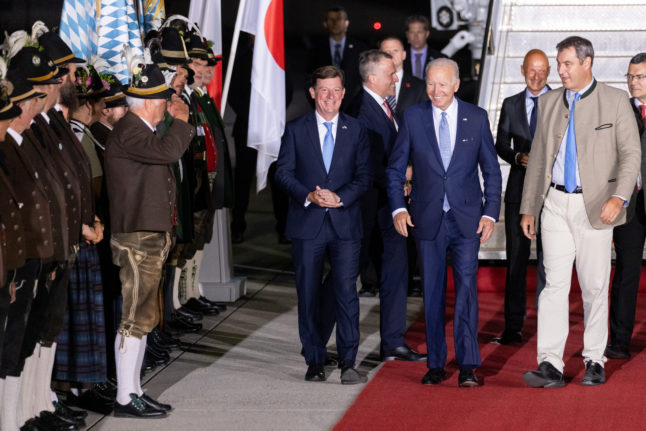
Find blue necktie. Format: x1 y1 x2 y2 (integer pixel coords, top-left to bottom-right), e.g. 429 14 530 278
439 112 451 211
333 43 342 68
322 122 334 173
529 96 538 138
564 92 581 193
414 53 423 79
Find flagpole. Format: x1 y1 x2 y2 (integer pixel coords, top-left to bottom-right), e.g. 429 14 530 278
220 0 247 117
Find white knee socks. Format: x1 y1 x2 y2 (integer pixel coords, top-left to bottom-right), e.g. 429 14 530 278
115 334 142 405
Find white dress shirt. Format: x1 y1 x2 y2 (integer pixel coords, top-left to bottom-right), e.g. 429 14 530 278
363 86 398 130
6 128 22 146
524 86 549 124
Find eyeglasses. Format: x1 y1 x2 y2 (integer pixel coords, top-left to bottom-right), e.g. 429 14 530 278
626 74 646 82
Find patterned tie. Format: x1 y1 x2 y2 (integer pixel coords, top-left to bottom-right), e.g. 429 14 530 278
333 43 342 68
564 92 581 193
322 122 334 173
414 53 423 79
385 95 397 117
439 112 451 211
382 101 394 124
529 96 538 138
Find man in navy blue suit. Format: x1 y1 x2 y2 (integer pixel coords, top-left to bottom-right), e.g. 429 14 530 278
386 58 502 387
357 50 426 363
275 66 371 385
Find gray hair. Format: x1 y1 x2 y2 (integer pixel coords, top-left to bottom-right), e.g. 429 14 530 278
358 49 392 83
556 36 594 66
630 52 646 65
425 58 459 82
125 96 145 110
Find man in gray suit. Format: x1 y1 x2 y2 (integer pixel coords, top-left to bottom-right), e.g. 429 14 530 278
520 36 641 388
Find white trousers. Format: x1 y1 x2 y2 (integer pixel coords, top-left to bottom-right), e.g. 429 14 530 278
537 189 612 372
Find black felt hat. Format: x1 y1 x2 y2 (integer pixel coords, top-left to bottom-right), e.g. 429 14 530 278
160 27 190 65
186 32 209 60
100 72 127 108
74 66 106 100
204 40 221 66
10 46 67 85
0 81 22 121
37 31 85 65
6 68 46 104
124 62 175 99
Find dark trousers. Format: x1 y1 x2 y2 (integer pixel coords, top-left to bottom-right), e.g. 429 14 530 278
358 190 381 289
610 190 646 348
268 162 288 236
378 209 408 351
231 139 257 235
0 259 41 377
416 210 481 369
0 271 13 366
291 215 361 366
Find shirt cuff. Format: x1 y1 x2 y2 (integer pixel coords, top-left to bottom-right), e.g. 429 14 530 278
612 195 628 207
482 215 497 223
514 152 521 166
392 208 408 218
304 199 311 207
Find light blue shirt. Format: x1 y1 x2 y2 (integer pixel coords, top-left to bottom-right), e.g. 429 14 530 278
329 36 346 63
551 79 595 187
525 86 549 124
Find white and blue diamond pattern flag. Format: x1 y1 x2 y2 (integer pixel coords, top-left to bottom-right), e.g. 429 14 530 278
97 0 144 83
59 0 98 61
140 0 165 34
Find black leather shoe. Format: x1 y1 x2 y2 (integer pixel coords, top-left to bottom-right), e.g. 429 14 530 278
152 328 181 349
198 296 227 312
604 344 630 359
305 364 326 382
382 344 427 362
65 387 114 415
421 368 447 385
146 338 172 356
491 330 522 345
37 411 78 430
581 361 606 386
523 361 565 388
113 394 167 418
340 366 367 385
358 284 377 297
140 393 172 412
407 286 423 297
458 368 480 387
167 314 202 333
176 306 203 323
53 401 87 426
183 297 220 316
145 347 170 366
324 355 338 367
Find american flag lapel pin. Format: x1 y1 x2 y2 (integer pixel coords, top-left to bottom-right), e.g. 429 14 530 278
462 117 468 122
341 125 348 130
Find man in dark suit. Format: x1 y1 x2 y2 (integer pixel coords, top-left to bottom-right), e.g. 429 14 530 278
356 50 426 362
275 66 371 385
379 36 427 122
386 58 502 387
605 52 646 360
307 6 367 116
493 49 550 345
403 15 445 81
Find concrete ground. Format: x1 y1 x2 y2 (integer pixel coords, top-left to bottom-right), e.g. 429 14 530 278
84 189 424 430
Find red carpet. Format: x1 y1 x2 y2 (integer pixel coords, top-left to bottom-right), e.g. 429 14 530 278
335 267 646 431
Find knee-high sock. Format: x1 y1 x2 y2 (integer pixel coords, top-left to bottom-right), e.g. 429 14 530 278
172 267 182 310
18 353 37 422
178 265 189 305
191 250 205 298
2 376 22 431
115 334 141 405
35 344 56 413
134 335 147 396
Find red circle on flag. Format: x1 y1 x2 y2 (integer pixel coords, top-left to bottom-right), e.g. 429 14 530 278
264 0 285 70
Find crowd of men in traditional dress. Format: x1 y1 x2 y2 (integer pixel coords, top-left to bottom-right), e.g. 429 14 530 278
1 4 645 429
277 6 646 390
0 14 233 428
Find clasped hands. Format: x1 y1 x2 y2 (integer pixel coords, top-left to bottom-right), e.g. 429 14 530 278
308 186 341 208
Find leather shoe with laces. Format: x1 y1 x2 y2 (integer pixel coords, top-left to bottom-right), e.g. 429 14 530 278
113 394 167 418
581 361 605 386
523 361 565 388
53 401 87 426
490 330 522 345
382 344 427 362
604 344 630 359
421 368 447 385
340 366 367 385
183 297 220 316
458 367 480 387
305 364 326 382
140 393 172 412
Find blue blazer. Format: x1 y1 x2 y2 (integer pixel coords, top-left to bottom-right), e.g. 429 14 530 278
275 111 372 240
386 99 502 240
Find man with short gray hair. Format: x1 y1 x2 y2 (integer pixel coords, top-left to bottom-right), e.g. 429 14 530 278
520 36 641 387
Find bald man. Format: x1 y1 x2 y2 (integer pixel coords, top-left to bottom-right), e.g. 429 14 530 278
493 49 550 345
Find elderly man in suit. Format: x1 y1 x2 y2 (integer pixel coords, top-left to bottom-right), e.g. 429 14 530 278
105 62 194 417
276 66 371 385
521 36 641 388
356 50 426 362
387 58 502 387
493 49 550 345
307 7 367 116
604 53 646 360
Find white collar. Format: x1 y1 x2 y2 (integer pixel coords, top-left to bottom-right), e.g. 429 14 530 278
6 128 22 145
